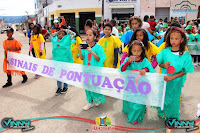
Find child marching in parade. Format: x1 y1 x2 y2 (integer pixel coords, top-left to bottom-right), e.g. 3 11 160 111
51 29 76 95
121 28 159 69
98 23 122 68
79 29 107 111
156 27 194 127
29 25 46 79
2 28 28 88
120 40 155 124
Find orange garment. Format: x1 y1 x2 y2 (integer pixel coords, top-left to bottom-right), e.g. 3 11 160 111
3 39 25 75
51 18 66 34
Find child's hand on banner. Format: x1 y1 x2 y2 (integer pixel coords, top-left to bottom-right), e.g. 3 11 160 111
139 69 146 75
6 59 9 65
29 51 31 56
164 75 173 81
6 46 12 50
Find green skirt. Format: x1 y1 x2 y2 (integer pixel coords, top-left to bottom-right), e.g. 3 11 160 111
122 100 146 123
85 90 106 104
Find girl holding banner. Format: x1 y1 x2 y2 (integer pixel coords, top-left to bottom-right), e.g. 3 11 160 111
121 28 159 69
156 27 194 123
51 29 76 95
2 28 28 88
120 40 155 124
79 29 107 111
29 25 46 79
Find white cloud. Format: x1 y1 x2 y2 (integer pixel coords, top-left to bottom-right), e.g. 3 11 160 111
0 0 35 16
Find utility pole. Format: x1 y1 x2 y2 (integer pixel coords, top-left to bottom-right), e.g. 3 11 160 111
46 0 48 7
102 0 104 20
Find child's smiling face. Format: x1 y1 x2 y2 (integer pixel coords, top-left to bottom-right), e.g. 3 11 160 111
103 26 112 36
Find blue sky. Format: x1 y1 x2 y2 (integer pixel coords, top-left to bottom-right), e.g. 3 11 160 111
0 0 35 16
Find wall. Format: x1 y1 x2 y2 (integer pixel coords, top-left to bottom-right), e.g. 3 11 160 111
140 0 199 22
140 0 156 19
104 0 141 20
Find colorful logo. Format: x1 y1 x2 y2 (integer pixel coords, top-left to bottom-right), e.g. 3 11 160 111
173 1 198 14
92 116 115 131
1 118 35 132
96 116 111 126
166 119 199 132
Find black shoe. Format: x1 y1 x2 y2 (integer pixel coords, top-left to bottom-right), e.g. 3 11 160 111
55 88 62 96
61 87 68 94
2 82 12 88
22 75 28 83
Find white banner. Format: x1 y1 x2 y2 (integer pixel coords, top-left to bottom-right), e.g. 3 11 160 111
7 52 167 110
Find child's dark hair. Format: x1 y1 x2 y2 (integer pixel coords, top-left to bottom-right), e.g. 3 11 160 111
29 23 34 30
111 19 116 26
85 19 93 28
128 40 146 59
69 27 81 38
128 28 150 50
150 15 155 19
87 29 97 38
164 22 181 42
59 30 67 35
98 22 104 29
128 16 142 29
143 15 149 21
165 27 187 55
33 24 41 38
103 23 113 31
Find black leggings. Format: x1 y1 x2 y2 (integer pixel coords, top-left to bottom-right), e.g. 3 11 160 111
29 43 36 57
192 55 200 63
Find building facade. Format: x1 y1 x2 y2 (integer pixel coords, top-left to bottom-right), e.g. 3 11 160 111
35 0 199 33
34 0 53 27
47 0 139 33
48 0 102 33
104 0 140 21
140 0 199 22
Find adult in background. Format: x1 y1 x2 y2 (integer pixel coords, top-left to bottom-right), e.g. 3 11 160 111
141 15 153 34
148 15 156 32
27 23 36 57
98 19 105 39
110 19 119 37
51 16 66 34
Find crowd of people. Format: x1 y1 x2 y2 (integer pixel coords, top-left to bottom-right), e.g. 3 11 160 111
2 14 200 132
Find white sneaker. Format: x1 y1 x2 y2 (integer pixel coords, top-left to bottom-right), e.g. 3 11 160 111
94 101 101 107
193 63 198 67
83 103 94 110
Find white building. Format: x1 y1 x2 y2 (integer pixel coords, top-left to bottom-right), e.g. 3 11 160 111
34 0 53 27
47 0 139 33
104 0 140 21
